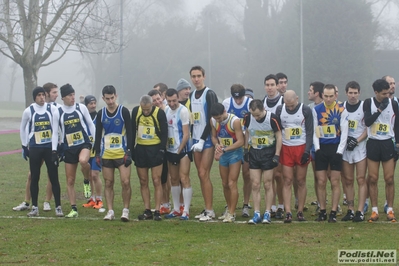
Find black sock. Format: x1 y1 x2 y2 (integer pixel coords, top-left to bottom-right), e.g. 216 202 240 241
72 205 77 211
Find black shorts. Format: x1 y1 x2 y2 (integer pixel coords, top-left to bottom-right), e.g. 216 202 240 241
134 144 164 168
315 144 342 171
102 158 124 168
166 151 192 165
366 138 395 162
64 143 91 164
249 147 277 170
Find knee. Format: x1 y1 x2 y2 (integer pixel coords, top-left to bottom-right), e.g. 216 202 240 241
385 176 394 186
367 175 378 184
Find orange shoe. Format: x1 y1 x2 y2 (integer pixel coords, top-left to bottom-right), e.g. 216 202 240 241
82 198 96 208
387 210 396 222
93 200 103 209
367 211 379 223
160 206 170 215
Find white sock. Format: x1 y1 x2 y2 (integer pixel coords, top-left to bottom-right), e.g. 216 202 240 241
271 205 277 212
387 207 393 213
372 207 378 214
278 204 284 210
183 187 193 214
171 185 181 212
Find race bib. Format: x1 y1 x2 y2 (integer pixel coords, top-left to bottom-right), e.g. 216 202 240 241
192 112 201 125
220 137 233 146
34 130 52 144
285 127 302 140
348 120 358 132
138 125 155 139
66 131 84 147
168 137 175 149
371 123 389 136
316 125 336 139
251 136 269 149
104 134 122 149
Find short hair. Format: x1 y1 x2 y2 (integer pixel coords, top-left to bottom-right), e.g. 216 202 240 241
43 82 57 94
165 88 178 98
345 81 360 93
310 81 325 97
153 83 168 93
140 95 152 105
210 103 225 117
249 99 265 112
230 84 245 95
148 89 161 97
372 79 390 93
190 66 205 76
323 84 337 93
102 85 116 96
381 75 392 81
276 72 288 81
264 74 278 85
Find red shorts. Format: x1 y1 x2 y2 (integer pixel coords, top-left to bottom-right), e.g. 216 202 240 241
280 144 309 167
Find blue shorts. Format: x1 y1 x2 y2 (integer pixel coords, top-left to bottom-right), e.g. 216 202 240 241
219 148 243 167
193 135 214 150
89 157 101 171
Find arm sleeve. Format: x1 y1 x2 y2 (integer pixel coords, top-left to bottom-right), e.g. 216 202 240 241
392 101 399 143
270 113 282 132
302 105 313 153
337 109 349 154
51 106 59 151
122 107 132 151
312 108 320 151
200 90 219 140
20 109 30 146
157 108 168 149
363 98 380 127
275 105 282 118
94 110 103 154
131 107 138 149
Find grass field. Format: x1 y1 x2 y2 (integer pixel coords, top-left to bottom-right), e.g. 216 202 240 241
1 116 398 265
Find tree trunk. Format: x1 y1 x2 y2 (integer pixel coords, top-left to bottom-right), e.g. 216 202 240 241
22 66 38 107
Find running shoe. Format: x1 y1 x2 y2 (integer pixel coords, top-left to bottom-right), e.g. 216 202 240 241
242 205 250 218
180 205 184 214
218 206 228 220
353 211 364 222
199 210 215 222
195 209 206 219
248 212 261 224
121 208 129 222
275 208 284 219
27 206 39 217
43 201 51 211
93 199 103 209
180 212 189 220
83 180 91 199
367 211 379 223
297 211 306 221
262 212 271 224
387 210 396 222
13 201 30 211
159 206 170 215
341 210 354 221
337 205 342 216
270 210 276 218
223 212 235 223
104 210 115 221
384 204 388 214
315 211 327 221
82 198 96 208
328 212 337 223
154 210 162 221
343 199 348 206
65 209 78 218
138 209 153 220
310 201 318 205
284 212 292 223
165 210 182 219
363 201 369 214
312 205 320 216
55 206 64 217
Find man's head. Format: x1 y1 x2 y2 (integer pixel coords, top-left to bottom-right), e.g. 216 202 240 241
139 95 153 116
153 83 168 100
230 84 246 105
245 88 254 99
373 79 390 102
322 84 338 106
148 89 164 108
276 72 288 95
382 75 396 99
308 81 324 102
283 90 298 111
43 82 58 103
345 81 360 105
176 78 191 101
249 99 266 121
84 95 97 113
102 85 117 109
165 88 180 111
210 103 227 123
60 84 75 106
190 66 206 90
32 86 46 106
264 74 278 97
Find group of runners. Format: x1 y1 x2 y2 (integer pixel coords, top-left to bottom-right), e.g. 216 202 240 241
14 65 398 223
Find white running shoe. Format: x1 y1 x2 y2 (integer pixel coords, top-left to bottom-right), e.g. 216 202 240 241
43 202 51 211
195 209 205 219
55 206 64 217
27 206 39 217
223 212 236 223
121 208 129 222
199 210 215 222
218 206 228 220
13 201 30 211
104 210 115 221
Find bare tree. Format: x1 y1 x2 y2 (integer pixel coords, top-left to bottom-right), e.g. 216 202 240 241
0 0 119 106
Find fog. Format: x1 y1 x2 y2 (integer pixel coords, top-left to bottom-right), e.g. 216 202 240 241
0 0 398 107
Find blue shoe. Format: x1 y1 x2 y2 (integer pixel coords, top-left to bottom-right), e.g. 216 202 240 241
248 212 261 224
384 203 388 214
363 202 369 214
165 210 181 219
262 212 271 224
180 212 189 220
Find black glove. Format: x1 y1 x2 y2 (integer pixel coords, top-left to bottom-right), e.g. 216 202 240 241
22 145 29 161
57 143 65 162
346 136 358 151
300 152 310 165
271 155 280 168
51 150 59 167
244 149 249 162
124 150 132 167
95 154 102 168
379 97 389 111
